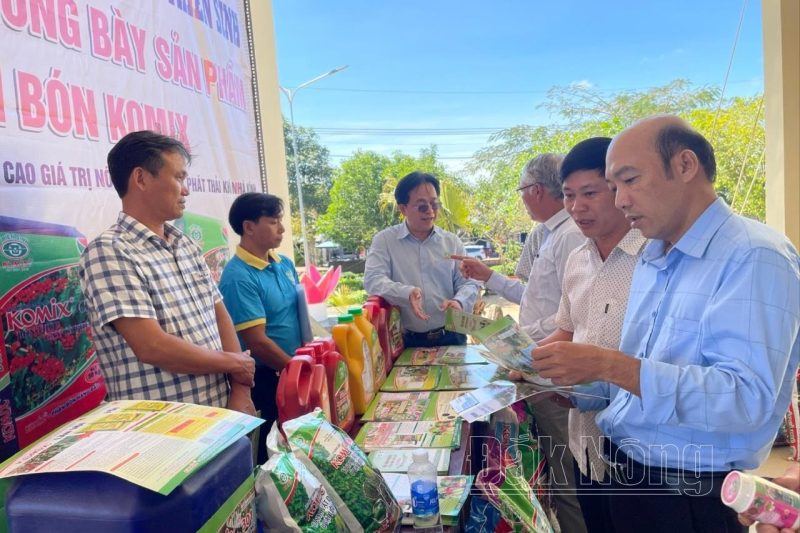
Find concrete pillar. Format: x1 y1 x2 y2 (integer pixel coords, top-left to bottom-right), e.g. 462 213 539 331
762 0 800 248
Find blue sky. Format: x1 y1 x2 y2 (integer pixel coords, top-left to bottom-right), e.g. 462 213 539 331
272 0 764 174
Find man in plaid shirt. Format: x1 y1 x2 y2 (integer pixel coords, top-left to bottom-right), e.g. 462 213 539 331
79 130 255 413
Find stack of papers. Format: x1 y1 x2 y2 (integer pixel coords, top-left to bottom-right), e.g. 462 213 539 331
381 366 442 391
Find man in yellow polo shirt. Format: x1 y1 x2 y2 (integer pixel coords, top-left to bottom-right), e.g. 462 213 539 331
219 192 302 464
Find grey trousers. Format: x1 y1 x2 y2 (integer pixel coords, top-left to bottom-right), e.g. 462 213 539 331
529 397 588 533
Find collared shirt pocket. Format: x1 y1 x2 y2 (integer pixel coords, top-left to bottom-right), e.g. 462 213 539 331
660 316 703 364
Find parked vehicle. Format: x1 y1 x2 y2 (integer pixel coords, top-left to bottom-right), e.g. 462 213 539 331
464 244 485 260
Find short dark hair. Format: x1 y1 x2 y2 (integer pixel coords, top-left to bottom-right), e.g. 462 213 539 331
560 137 612 184
107 130 191 197
228 192 284 236
655 124 716 182
394 171 440 205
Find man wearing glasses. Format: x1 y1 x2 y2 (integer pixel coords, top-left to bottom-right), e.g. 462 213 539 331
455 153 588 533
364 171 479 347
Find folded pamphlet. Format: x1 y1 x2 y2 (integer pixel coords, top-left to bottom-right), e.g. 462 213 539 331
394 345 490 366
471 316 554 387
355 420 462 451
444 307 493 335
380 366 442 392
368 448 451 474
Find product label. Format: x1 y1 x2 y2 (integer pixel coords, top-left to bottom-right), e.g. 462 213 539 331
388 308 402 355
333 361 352 424
320 388 332 422
361 339 374 398
411 479 440 518
1 228 106 458
371 330 385 382
747 477 800 529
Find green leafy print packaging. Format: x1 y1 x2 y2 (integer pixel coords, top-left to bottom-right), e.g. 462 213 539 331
281 409 402 532
255 451 348 532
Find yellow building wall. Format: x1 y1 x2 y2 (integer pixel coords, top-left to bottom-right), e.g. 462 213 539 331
763 0 800 249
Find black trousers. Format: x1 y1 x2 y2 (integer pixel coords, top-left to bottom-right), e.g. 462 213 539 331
574 458 615 533
402 329 466 348
603 446 745 533
252 365 279 466
606 485 744 533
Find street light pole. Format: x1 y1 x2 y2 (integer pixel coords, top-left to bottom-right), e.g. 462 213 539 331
280 65 348 267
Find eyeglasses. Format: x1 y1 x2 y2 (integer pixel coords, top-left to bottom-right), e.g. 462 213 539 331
410 201 442 213
516 183 538 195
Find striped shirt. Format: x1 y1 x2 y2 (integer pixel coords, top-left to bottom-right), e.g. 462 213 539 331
79 212 229 407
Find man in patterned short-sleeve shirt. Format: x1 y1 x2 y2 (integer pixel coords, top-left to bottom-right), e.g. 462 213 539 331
79 130 255 413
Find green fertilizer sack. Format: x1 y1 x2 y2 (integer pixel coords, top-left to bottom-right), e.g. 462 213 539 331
256 451 348 532
281 410 402 532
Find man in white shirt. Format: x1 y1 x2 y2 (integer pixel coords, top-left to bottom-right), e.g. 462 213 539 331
455 153 587 533
537 137 646 532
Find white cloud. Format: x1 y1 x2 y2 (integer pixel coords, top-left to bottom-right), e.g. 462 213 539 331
570 80 593 90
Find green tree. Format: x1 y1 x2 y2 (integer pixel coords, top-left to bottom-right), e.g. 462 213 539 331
283 118 334 265
686 97 765 221
283 118 334 218
317 150 395 251
467 126 577 260
466 80 765 254
318 148 471 250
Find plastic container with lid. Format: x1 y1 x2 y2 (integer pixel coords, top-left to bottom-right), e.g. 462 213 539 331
276 355 331 423
368 296 404 360
363 301 392 377
408 449 441 528
348 306 386 390
721 470 800 530
306 338 354 432
331 314 374 415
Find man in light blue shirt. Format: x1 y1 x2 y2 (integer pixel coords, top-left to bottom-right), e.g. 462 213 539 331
364 171 479 347
532 116 800 533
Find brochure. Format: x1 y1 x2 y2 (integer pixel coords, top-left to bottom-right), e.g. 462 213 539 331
380 365 442 392
471 316 555 387
432 391 467 422
363 391 468 422
368 448 451 474
0 400 262 495
394 345 490 366
448 380 544 423
438 475 474 525
354 420 462 451
437 363 505 390
362 391 437 421
444 307 493 335
381 473 473 526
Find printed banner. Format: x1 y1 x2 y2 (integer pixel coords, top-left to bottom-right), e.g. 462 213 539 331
0 1 263 459
0 0 262 238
